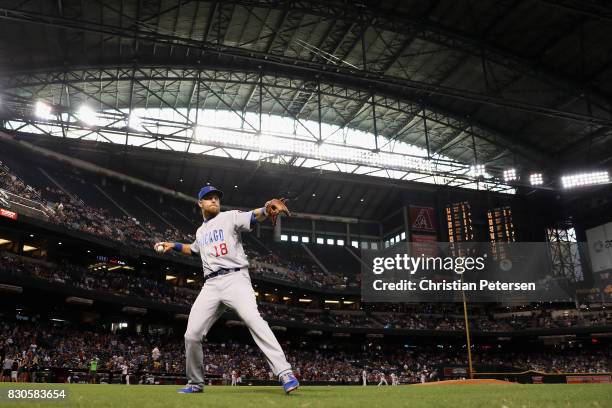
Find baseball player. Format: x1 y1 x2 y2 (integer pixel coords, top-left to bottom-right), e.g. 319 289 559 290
231 369 237 386
362 369 367 386
155 186 298 394
390 372 398 386
377 372 388 387
121 363 130 385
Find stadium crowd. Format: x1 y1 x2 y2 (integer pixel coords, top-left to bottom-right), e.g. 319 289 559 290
0 251 198 306
1 162 195 248
246 241 356 291
45 186 190 249
1 162 357 290
1 250 611 332
0 319 609 385
0 163 40 201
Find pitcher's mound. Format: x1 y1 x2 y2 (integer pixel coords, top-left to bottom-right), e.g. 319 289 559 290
415 379 514 386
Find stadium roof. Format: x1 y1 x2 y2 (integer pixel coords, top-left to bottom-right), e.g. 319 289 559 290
0 0 611 190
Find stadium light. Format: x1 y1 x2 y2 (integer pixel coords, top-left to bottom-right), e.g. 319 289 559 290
35 101 53 120
561 171 610 189
470 164 485 177
77 105 98 126
503 168 517 182
195 124 434 173
529 173 543 186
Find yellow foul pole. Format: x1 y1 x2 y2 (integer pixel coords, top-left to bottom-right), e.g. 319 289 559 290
461 277 474 379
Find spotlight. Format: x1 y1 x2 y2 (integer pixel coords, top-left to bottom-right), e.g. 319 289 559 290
35 101 53 119
561 171 609 189
470 164 485 177
529 173 543 186
77 105 98 126
503 168 517 182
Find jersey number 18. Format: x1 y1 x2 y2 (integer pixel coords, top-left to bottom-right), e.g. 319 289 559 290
213 243 228 257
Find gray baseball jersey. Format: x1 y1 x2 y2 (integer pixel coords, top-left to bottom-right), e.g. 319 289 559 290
190 210 252 276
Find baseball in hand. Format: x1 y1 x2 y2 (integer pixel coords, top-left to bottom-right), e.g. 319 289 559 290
154 243 165 254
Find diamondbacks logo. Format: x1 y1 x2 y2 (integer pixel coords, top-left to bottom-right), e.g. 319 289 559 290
412 207 434 231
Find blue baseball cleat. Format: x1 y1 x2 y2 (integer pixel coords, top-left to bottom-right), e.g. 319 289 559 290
279 372 299 394
177 384 203 393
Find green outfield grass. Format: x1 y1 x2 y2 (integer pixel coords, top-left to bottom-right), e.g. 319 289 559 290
0 383 610 408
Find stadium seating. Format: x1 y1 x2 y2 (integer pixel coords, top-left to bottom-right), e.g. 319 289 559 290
2 250 610 332
0 319 609 385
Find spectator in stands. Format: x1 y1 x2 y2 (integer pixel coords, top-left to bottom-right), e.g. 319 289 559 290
1 354 13 382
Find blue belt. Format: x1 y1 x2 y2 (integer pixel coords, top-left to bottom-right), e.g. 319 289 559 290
203 267 242 283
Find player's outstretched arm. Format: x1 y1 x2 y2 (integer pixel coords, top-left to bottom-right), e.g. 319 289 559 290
154 242 193 255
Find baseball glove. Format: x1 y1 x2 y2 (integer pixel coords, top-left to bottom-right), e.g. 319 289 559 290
265 198 291 226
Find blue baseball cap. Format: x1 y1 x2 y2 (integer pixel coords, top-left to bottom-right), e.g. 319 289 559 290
198 185 223 200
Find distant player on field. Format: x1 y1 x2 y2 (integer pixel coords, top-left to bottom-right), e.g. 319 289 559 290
155 186 297 394
390 372 398 386
121 363 130 385
377 372 388 387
